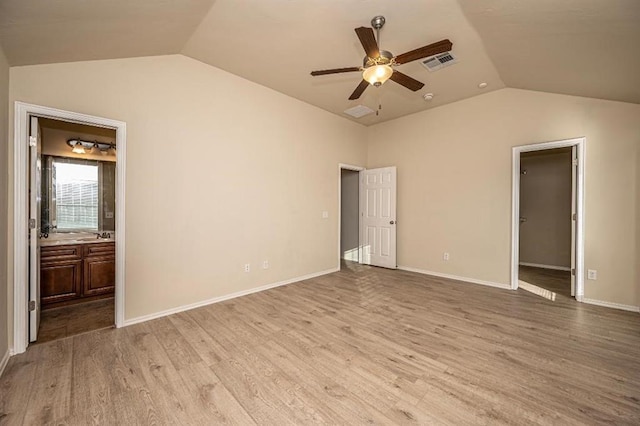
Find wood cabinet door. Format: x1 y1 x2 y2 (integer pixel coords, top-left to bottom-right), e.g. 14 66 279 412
83 255 116 296
41 259 83 305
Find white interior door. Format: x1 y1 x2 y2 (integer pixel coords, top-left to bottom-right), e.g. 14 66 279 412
29 116 42 342
359 166 397 269
570 146 577 297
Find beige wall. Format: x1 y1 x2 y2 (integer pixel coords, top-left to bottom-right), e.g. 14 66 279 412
368 88 640 307
519 150 572 268
637 148 640 306
8 55 368 348
0 46 9 360
340 169 359 260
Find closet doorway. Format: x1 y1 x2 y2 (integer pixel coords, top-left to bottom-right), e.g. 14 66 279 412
511 137 585 301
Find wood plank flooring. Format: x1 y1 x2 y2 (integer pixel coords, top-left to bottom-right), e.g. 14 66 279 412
36 298 115 344
519 266 572 298
2 262 639 425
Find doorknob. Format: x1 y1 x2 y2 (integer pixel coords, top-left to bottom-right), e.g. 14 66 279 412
390 220 395 225
519 217 527 223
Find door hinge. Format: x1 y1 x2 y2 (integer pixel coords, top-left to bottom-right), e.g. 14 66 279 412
29 300 36 311
572 213 576 221
571 268 575 276
29 218 36 229
29 136 37 147
572 158 578 166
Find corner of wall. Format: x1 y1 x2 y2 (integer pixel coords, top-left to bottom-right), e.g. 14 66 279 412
0 45 11 365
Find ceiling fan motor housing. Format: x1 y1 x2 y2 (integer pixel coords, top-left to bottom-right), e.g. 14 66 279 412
363 50 394 67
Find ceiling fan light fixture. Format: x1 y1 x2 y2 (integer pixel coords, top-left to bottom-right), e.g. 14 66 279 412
363 64 393 87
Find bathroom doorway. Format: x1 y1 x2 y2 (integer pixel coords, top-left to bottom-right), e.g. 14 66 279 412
33 118 117 343
13 102 126 354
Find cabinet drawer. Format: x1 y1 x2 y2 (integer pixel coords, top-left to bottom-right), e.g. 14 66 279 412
41 244 82 260
84 242 115 257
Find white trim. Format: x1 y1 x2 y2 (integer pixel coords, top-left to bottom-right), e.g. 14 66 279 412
12 102 127 355
398 266 511 290
123 267 339 327
581 298 640 313
511 137 585 299
518 262 571 272
0 349 9 379
337 163 364 268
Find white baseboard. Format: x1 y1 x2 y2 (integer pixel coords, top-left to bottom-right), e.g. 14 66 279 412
0 349 9 379
519 262 571 271
398 266 511 290
122 267 340 327
581 298 640 313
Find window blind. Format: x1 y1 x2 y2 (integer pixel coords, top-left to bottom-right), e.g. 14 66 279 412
54 162 99 230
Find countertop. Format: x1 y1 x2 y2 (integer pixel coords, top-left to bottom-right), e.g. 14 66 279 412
40 235 115 247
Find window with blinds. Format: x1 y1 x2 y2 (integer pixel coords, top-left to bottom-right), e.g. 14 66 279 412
53 162 99 230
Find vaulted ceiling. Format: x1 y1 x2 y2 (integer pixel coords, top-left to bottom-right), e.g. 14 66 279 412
1 0 638 125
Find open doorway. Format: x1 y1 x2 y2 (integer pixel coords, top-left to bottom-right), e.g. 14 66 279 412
34 118 117 343
339 164 363 268
511 137 585 301
13 102 126 355
338 164 398 270
518 148 573 299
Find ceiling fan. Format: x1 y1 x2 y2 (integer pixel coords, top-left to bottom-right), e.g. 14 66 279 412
310 16 452 100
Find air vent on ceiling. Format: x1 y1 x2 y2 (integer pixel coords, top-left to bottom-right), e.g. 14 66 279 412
421 52 457 72
344 105 374 118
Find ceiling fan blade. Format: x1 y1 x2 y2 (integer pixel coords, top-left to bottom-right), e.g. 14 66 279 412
389 71 424 91
349 80 370 100
355 27 380 59
394 39 453 65
310 67 361 76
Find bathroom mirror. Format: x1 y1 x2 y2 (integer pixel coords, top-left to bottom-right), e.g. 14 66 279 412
41 155 116 233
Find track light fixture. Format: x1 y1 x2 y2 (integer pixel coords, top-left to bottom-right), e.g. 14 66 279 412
67 139 116 156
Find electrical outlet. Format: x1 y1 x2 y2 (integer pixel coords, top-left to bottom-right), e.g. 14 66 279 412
587 269 597 280
105 212 114 219
263 260 269 269
443 252 450 261
244 263 250 273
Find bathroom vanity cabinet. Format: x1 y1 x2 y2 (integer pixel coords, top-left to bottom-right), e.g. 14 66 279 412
40 242 115 307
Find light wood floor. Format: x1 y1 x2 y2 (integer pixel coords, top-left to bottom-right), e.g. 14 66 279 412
519 266 572 298
37 298 115 344
2 262 639 425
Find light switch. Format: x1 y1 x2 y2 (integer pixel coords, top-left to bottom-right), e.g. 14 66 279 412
322 211 329 219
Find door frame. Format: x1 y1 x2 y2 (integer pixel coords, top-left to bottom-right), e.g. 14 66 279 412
12 102 127 354
337 163 365 267
510 137 585 299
